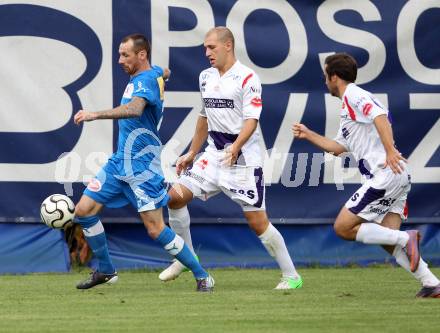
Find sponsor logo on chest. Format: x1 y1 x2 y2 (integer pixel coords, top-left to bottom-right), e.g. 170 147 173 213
203 98 234 109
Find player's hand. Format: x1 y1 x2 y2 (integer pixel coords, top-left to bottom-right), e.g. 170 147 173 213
222 144 239 167
74 110 98 124
292 123 310 139
162 68 171 81
176 151 196 176
384 147 407 174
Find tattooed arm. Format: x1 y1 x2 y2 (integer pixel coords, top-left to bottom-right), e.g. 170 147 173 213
73 97 147 124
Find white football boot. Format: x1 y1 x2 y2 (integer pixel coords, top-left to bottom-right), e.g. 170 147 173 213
158 260 185 281
274 276 303 290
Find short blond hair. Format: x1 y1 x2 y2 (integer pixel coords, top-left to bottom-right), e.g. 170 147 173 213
206 26 235 49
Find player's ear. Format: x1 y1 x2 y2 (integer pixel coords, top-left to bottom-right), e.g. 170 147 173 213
138 49 147 60
225 40 233 51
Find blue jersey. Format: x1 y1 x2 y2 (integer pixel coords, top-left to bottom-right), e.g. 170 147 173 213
116 66 165 161
84 65 169 212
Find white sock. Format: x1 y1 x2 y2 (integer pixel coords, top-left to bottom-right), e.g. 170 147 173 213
393 246 439 287
168 206 195 254
355 223 409 247
258 223 300 279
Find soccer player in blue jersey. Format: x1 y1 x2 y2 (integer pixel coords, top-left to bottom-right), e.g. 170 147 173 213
73 34 214 291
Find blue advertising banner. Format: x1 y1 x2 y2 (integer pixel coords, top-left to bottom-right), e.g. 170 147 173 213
0 1 439 224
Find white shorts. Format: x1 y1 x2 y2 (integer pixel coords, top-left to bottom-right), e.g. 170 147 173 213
345 166 411 223
176 151 265 211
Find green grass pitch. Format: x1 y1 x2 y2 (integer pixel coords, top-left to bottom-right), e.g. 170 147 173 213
1 267 440 333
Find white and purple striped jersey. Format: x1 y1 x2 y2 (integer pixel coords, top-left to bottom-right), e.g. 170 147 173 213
199 60 263 167
334 83 390 178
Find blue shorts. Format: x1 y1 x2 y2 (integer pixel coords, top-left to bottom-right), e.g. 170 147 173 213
84 155 169 212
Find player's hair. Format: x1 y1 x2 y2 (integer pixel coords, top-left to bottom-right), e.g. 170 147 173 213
121 33 151 56
206 26 235 49
324 53 357 82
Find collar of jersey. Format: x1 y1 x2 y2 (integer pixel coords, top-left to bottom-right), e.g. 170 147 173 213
214 60 240 78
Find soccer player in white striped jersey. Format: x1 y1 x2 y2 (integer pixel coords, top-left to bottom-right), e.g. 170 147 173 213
293 53 440 298
159 26 302 290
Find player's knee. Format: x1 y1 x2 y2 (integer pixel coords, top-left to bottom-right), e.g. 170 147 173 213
140 213 164 239
334 222 356 240
146 222 163 239
74 203 94 218
168 199 185 210
250 223 267 236
245 211 269 235
147 227 160 239
74 205 87 218
167 191 188 210
333 220 347 238
167 184 192 209
74 195 101 217
248 219 267 235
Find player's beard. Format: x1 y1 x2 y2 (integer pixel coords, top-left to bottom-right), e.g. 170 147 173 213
122 65 135 75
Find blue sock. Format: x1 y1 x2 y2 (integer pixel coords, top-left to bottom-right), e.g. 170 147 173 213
76 215 115 274
156 226 208 279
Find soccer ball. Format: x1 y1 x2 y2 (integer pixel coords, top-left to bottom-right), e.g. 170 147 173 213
40 194 75 229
